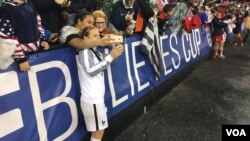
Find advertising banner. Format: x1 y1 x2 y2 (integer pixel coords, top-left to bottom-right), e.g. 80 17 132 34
0 27 212 140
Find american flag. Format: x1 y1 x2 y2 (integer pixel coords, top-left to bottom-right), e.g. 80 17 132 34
0 0 44 59
0 19 14 37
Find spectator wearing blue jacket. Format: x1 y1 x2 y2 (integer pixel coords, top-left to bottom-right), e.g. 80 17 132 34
110 0 139 35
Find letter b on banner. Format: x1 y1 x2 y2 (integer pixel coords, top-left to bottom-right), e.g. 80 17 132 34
28 61 78 141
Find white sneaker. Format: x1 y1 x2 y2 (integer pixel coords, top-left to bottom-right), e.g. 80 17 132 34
218 55 225 59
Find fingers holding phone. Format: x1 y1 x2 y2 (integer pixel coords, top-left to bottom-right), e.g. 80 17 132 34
125 11 134 21
99 35 113 46
110 34 123 44
100 34 124 48
110 44 124 59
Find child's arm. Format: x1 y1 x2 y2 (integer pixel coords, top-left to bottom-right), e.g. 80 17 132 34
78 44 124 77
0 10 29 71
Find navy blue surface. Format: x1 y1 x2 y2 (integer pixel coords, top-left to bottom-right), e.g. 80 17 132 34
0 27 212 140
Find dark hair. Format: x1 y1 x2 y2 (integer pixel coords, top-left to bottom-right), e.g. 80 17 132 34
211 8 218 14
74 9 93 25
163 4 174 13
81 26 96 38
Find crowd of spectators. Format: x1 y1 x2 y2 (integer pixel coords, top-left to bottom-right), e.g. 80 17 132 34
1 0 250 70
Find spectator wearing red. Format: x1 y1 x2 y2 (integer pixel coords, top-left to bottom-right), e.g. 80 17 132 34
134 0 155 33
218 5 227 19
211 11 228 59
157 4 175 35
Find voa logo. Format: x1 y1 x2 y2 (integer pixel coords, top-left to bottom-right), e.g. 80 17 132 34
226 129 246 136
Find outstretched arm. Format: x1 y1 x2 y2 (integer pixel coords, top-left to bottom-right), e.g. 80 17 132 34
68 36 113 49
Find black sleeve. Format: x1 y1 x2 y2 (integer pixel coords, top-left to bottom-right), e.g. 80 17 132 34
212 19 228 27
110 1 128 31
14 57 28 64
66 34 80 44
158 19 166 35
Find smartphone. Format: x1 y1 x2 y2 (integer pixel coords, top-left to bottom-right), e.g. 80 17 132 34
110 35 123 43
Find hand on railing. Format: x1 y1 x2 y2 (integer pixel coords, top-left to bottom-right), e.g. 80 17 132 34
19 61 30 71
41 41 50 50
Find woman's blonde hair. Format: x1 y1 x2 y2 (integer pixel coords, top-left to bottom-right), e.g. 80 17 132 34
92 10 108 26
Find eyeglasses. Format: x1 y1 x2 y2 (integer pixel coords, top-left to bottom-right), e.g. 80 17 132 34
95 22 106 25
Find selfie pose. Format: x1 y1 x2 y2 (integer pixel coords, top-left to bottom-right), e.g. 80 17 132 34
77 27 124 141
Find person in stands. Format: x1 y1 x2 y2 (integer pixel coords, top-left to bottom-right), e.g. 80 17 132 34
59 10 113 49
28 0 71 33
0 0 49 71
110 0 139 35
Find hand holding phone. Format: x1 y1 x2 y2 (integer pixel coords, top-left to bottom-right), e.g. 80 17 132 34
110 34 123 43
110 44 124 59
125 11 134 21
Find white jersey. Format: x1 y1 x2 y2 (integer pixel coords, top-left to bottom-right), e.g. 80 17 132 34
77 48 113 104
